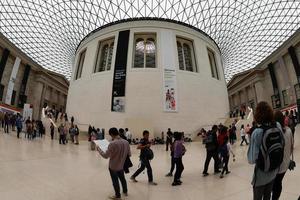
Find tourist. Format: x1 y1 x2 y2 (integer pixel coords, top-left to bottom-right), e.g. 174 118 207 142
97 127 131 200
4 113 9 133
247 101 284 200
71 116 74 124
240 124 248 146
50 122 55 140
119 128 127 140
172 132 186 186
202 125 220 176
271 111 294 200
58 123 65 144
165 136 175 177
166 128 173 151
131 130 157 185
69 124 75 143
16 114 23 138
74 125 79 145
289 110 296 137
219 131 235 178
228 125 235 145
125 128 132 144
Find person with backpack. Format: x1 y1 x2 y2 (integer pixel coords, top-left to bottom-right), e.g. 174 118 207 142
247 101 285 200
271 111 294 200
172 132 186 186
130 130 157 185
202 125 220 176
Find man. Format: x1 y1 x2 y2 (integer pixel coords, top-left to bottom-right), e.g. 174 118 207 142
58 124 65 144
202 125 220 176
125 128 132 144
131 130 157 185
4 113 9 133
166 128 173 151
15 114 23 138
98 127 131 200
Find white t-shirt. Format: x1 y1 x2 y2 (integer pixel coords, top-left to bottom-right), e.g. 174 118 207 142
279 126 293 173
240 128 245 137
126 131 132 140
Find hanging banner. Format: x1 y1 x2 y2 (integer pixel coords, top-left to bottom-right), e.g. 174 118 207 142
111 30 130 112
5 57 21 105
163 68 178 112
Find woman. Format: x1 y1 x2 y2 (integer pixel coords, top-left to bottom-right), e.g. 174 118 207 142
271 111 294 200
50 122 55 140
247 101 282 200
172 132 186 186
240 124 248 145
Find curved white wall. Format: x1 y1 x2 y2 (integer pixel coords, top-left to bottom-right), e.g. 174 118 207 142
67 20 229 138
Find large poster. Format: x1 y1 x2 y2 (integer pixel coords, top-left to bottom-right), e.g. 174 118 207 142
5 57 21 105
163 68 178 112
111 30 130 112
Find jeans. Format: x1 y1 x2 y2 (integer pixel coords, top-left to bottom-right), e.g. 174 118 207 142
221 155 229 174
271 172 286 200
174 157 184 182
59 135 65 144
253 181 274 200
203 150 220 173
109 168 127 198
169 156 175 174
51 131 54 140
132 157 153 182
241 136 248 145
17 127 21 138
4 123 9 133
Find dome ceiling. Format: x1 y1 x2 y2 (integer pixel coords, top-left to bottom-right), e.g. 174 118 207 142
0 0 299 81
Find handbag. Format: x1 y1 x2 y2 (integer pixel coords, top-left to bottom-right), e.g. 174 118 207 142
288 150 296 171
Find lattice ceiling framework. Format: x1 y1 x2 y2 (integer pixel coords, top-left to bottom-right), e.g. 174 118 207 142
0 0 299 81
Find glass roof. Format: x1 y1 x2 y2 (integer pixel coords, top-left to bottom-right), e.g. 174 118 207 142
0 0 299 81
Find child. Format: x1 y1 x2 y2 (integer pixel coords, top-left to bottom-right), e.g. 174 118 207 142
219 136 235 178
172 132 186 186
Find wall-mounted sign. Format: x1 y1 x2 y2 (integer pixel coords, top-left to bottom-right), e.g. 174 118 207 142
163 68 178 112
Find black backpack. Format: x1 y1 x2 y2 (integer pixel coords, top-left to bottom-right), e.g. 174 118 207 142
256 124 284 172
204 131 217 151
144 148 154 160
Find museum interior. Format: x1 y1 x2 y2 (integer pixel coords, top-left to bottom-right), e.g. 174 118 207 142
0 1 299 200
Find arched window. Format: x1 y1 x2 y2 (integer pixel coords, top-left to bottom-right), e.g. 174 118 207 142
94 38 114 73
75 49 86 80
207 48 219 79
176 37 197 72
133 34 156 68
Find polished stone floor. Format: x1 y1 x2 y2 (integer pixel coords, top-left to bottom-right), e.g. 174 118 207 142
0 127 299 200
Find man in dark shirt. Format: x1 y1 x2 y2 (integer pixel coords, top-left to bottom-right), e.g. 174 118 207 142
166 128 173 151
202 125 220 176
130 130 157 185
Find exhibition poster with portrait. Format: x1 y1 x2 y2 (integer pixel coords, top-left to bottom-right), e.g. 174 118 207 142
163 68 178 112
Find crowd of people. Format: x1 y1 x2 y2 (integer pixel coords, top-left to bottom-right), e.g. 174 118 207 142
0 102 298 200
96 101 297 200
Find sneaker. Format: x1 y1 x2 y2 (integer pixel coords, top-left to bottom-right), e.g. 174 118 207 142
165 172 173 177
108 195 122 200
149 181 157 185
202 172 209 177
226 171 231 174
130 176 138 182
220 174 224 178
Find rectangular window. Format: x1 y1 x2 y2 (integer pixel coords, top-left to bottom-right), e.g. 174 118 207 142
176 37 197 72
75 49 86 80
133 34 156 68
207 48 219 79
282 90 289 106
0 84 4 101
94 38 115 73
18 94 27 108
11 90 16 105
